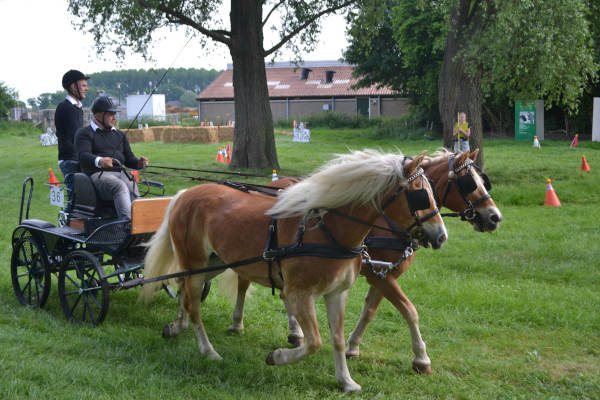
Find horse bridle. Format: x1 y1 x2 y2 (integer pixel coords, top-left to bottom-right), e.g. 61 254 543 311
327 166 439 236
440 156 492 221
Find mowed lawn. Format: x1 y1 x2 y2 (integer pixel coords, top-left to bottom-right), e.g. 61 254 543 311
0 126 598 399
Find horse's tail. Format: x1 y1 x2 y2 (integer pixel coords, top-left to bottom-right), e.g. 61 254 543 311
139 189 187 303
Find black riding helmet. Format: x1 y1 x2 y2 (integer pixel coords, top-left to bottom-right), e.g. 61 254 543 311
92 96 119 113
92 96 119 129
62 69 89 100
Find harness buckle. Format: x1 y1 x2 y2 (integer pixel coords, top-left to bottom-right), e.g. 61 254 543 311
263 249 277 262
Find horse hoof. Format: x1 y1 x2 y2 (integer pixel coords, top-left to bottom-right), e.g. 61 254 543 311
266 352 275 365
227 326 243 334
412 362 432 375
287 334 303 347
162 324 174 338
342 381 362 393
345 351 359 360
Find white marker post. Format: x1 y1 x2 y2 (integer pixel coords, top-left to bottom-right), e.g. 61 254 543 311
593 97 600 142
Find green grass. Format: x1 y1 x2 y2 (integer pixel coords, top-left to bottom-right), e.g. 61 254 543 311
0 124 599 399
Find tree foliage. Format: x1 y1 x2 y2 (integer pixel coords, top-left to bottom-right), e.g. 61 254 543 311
67 0 358 169
345 0 598 136
345 1 447 125
463 0 597 112
26 67 220 109
0 82 19 120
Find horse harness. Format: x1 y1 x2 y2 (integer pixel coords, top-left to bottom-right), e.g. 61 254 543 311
440 156 492 222
263 168 439 284
121 167 438 291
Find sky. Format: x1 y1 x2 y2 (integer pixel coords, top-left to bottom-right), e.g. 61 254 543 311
0 0 349 102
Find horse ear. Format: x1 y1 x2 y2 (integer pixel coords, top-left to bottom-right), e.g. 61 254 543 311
406 151 427 176
469 148 479 160
455 150 467 166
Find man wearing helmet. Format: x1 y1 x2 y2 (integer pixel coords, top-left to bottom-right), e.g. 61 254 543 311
55 69 89 213
75 96 149 221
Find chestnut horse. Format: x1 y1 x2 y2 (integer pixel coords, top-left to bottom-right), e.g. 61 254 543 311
226 149 501 375
141 149 447 392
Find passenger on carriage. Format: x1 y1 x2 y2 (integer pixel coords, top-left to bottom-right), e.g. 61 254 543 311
55 69 89 213
74 96 149 221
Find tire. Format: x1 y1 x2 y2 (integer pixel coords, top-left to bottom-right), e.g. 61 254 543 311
11 236 51 307
58 250 109 325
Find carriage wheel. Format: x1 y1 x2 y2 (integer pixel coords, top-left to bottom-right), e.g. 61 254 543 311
58 250 109 326
11 236 51 307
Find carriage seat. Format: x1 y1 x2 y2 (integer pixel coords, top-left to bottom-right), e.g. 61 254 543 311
71 173 118 219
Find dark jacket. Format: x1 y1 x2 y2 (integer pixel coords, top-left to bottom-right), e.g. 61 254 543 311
55 99 84 161
75 125 139 175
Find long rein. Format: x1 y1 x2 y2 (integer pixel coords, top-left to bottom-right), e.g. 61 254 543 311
121 169 429 289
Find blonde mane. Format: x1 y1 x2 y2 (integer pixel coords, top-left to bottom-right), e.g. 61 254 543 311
267 149 408 218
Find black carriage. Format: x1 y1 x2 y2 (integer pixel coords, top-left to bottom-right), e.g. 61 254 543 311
10 173 169 325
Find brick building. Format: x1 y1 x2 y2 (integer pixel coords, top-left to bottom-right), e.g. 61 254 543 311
196 61 407 122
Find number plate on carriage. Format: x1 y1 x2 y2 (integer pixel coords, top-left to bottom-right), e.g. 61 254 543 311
49 186 64 207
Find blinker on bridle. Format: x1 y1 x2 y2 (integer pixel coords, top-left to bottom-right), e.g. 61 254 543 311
327 164 440 239
381 167 439 231
441 157 492 221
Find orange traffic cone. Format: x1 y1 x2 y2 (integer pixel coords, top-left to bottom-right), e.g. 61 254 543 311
216 147 224 163
226 141 232 160
533 136 541 148
570 134 579 148
48 168 59 187
272 170 278 181
544 179 561 207
581 155 590 172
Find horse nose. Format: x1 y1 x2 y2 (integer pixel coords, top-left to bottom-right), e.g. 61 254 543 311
491 213 501 223
432 232 447 249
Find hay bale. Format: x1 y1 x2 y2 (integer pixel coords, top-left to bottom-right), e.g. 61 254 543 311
217 126 234 142
123 128 154 143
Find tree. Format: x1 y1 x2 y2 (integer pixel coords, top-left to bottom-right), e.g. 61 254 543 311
344 1 446 125
68 0 357 169
179 90 198 108
0 82 19 119
346 0 597 167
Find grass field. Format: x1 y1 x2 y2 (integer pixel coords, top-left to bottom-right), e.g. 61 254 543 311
0 124 599 399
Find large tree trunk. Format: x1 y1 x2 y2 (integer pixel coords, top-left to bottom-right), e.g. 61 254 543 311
439 0 485 168
229 0 279 169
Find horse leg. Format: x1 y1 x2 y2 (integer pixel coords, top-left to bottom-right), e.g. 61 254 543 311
162 278 189 338
266 293 321 366
228 275 250 333
283 296 304 347
186 274 222 360
346 285 385 359
324 289 361 392
370 277 432 374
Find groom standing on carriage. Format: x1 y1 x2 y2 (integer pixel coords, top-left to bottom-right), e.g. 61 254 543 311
75 96 149 221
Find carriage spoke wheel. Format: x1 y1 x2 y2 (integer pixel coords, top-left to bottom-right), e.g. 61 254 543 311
11 236 51 307
58 250 109 326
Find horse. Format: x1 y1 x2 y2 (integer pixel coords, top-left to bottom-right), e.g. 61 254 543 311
226 149 502 375
141 149 447 392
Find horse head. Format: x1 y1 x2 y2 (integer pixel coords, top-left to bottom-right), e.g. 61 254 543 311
433 149 502 232
384 151 448 249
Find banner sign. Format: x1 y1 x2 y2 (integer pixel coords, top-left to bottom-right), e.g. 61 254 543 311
515 101 536 141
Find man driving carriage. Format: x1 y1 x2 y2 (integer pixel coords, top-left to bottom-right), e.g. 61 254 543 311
74 96 149 221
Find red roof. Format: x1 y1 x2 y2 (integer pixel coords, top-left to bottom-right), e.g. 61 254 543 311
197 61 397 100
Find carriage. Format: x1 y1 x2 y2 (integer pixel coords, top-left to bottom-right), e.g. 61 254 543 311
10 170 172 325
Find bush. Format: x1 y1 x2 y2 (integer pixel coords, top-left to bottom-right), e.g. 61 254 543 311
274 112 372 129
275 111 441 140
0 120 44 137
370 114 441 140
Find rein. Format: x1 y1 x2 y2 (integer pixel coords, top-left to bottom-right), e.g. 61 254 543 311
122 165 434 290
